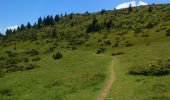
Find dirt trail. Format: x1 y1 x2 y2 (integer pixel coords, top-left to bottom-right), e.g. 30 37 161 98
96 57 116 100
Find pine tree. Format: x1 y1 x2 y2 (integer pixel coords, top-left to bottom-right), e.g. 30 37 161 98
20 24 25 30
101 9 106 15
5 29 12 35
148 5 152 13
27 22 31 29
69 13 73 19
128 3 132 12
106 19 113 29
38 17 43 28
0 33 4 37
86 17 101 33
55 15 60 22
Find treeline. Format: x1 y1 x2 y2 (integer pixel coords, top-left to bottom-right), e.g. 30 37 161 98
4 13 76 36
87 4 155 33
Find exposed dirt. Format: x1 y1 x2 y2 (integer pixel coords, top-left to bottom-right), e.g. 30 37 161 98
96 57 116 100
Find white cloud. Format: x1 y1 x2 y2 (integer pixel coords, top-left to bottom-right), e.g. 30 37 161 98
116 1 137 10
6 25 18 31
116 0 148 10
138 1 148 6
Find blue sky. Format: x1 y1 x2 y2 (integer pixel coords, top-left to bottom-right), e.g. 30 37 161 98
0 0 169 33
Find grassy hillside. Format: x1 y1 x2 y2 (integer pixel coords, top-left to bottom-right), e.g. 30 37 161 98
0 4 170 100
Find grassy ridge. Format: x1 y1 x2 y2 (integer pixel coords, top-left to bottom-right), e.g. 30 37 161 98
0 4 170 100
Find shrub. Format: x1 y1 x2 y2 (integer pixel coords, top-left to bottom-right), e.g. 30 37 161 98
71 46 77 50
125 41 134 47
113 41 119 48
26 49 39 56
166 29 170 36
0 70 5 78
98 39 102 42
32 57 41 61
0 89 10 96
129 59 170 76
104 40 111 45
52 51 63 60
6 63 40 72
69 39 85 45
44 80 63 88
0 55 6 61
112 52 124 56
5 51 17 57
96 48 106 54
24 58 29 62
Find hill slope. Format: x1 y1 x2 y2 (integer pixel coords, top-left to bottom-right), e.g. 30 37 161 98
0 4 170 100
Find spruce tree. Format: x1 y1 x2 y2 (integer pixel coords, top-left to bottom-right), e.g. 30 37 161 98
27 22 31 29
69 13 73 19
38 17 43 28
55 15 60 22
20 24 25 30
148 5 152 13
128 3 132 12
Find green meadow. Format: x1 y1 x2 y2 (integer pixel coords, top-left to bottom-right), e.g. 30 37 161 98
0 4 170 100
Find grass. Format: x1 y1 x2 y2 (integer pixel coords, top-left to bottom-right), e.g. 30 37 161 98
0 4 170 100
0 50 111 100
107 38 170 100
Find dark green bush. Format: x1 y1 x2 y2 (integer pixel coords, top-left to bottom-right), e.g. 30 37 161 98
71 46 77 50
52 51 63 60
104 40 111 45
5 51 17 57
0 70 5 78
113 41 119 48
112 52 124 56
96 48 106 54
6 63 40 72
125 41 134 47
32 57 41 61
129 59 170 76
0 55 6 61
166 29 170 36
26 49 39 56
24 58 29 62
0 89 10 96
44 80 63 88
98 39 102 42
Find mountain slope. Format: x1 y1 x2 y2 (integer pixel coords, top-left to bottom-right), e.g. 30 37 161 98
0 4 170 100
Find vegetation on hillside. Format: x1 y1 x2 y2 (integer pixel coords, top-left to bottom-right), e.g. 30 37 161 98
0 4 170 100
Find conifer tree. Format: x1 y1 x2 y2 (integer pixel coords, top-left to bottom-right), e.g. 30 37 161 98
69 13 73 19
38 17 43 28
128 3 132 12
27 22 31 29
55 15 60 22
20 24 25 30
148 5 152 13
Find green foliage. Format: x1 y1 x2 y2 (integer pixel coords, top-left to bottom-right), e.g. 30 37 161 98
129 59 170 76
0 89 11 96
0 70 5 78
96 47 106 54
125 41 134 47
52 51 63 60
86 17 101 33
6 63 40 72
32 57 41 61
0 4 170 100
26 49 39 56
166 29 170 36
112 52 124 56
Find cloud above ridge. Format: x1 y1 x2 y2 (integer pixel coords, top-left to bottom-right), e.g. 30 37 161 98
6 25 18 31
116 0 148 10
